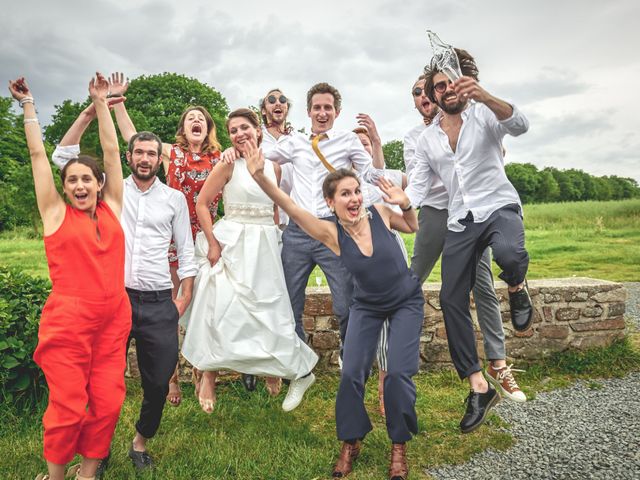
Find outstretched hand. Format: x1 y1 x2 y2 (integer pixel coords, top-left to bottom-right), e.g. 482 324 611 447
243 140 265 177
108 72 129 96
89 72 109 102
356 113 381 143
221 146 240 165
8 77 31 101
378 177 410 209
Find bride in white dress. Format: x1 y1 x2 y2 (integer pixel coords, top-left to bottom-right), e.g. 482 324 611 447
181 108 318 413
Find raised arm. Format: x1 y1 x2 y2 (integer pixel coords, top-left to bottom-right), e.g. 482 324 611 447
8 78 65 233
91 73 123 216
244 141 339 254
195 160 233 266
356 113 385 169
52 97 125 169
376 177 418 233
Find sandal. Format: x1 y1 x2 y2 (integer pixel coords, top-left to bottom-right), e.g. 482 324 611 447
167 370 182 407
265 377 282 397
35 475 49 480
65 464 96 479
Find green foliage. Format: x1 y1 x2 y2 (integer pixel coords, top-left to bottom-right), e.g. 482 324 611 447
382 139 405 171
0 97 54 233
44 73 231 161
0 266 50 410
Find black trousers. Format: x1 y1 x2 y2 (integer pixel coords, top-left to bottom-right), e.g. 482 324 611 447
440 204 529 379
126 288 179 439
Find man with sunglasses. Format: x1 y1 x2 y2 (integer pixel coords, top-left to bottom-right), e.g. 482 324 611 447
406 49 532 434
260 89 293 148
406 74 527 410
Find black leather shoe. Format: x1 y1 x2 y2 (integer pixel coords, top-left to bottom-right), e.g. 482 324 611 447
128 446 154 471
509 281 533 332
460 387 499 433
242 374 257 392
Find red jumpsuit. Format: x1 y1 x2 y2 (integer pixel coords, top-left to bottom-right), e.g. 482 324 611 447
34 202 131 464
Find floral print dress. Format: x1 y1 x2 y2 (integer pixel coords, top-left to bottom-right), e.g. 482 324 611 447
167 145 222 266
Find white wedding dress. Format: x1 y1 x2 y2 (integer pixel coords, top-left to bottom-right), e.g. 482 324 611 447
181 159 318 379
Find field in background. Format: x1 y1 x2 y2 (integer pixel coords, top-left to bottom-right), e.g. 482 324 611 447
1 199 638 283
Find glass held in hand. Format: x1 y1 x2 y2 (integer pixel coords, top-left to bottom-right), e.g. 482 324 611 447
426 30 462 82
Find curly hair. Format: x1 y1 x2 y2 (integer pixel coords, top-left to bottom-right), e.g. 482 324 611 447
306 82 342 112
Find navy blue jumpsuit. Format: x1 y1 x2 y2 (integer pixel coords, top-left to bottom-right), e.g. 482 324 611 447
335 206 424 443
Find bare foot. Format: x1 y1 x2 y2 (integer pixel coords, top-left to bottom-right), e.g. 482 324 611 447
199 371 217 414
265 377 282 396
167 371 182 407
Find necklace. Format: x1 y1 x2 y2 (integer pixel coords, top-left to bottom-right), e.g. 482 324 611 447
338 208 371 238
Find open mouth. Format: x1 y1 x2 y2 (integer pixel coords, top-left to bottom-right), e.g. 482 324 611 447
347 204 361 217
75 192 89 202
191 124 202 135
422 100 432 108
274 108 283 115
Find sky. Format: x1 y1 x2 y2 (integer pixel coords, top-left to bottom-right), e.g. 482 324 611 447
2 0 639 180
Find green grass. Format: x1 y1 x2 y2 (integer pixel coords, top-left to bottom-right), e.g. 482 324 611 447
2 199 639 283
1 337 638 479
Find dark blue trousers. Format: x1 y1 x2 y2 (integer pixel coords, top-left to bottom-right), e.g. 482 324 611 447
440 204 529 379
336 290 424 443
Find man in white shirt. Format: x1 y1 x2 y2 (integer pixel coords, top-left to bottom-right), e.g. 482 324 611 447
261 82 383 346
406 49 532 434
120 131 197 470
405 75 527 410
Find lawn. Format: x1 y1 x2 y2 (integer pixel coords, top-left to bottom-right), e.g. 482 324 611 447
3 199 637 282
2 339 639 479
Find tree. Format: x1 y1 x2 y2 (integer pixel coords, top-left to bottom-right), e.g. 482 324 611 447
505 163 540 203
382 140 405 171
536 168 560 203
0 97 47 233
44 73 231 161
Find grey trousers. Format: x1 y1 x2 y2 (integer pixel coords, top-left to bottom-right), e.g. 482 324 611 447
440 204 529 378
336 291 424 443
282 220 354 342
410 206 506 360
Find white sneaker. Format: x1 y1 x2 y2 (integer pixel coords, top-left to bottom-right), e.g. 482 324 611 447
282 373 315 411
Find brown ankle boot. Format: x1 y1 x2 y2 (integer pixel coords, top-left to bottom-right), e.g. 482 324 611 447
388 443 408 480
332 441 361 478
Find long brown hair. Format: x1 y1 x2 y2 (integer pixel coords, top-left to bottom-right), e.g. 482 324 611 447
175 106 221 154
60 155 104 200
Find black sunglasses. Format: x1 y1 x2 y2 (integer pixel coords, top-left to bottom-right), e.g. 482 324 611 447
412 87 424 97
267 94 288 105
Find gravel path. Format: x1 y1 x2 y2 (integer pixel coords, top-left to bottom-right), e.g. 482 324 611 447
426 282 640 480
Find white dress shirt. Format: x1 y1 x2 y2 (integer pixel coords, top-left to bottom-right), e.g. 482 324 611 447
403 124 448 210
52 144 80 169
406 102 529 232
263 128 381 218
122 176 198 290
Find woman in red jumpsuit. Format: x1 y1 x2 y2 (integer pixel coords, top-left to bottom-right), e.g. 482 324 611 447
9 74 131 480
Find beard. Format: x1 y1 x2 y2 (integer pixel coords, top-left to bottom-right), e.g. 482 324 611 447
437 94 467 115
130 161 161 181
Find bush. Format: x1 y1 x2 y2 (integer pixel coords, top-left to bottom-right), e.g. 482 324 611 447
0 266 50 410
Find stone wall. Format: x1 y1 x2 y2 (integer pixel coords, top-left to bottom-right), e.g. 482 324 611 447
302 277 627 371
127 277 627 378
